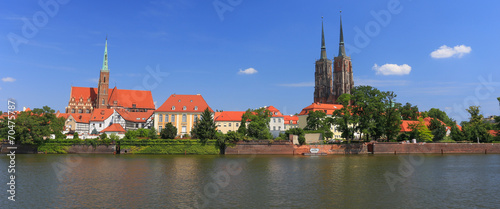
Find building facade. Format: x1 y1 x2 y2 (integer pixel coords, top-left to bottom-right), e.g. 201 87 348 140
154 94 213 136
214 111 245 134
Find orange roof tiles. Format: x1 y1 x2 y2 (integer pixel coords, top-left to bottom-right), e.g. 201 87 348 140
489 130 499 136
284 115 299 124
266 106 284 117
299 102 344 115
70 113 92 123
214 111 245 122
108 88 155 109
100 123 126 133
116 108 154 122
90 109 114 121
400 120 420 132
70 86 98 101
156 94 213 113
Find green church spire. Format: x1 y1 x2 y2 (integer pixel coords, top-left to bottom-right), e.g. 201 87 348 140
338 11 346 57
101 37 109 72
320 17 327 60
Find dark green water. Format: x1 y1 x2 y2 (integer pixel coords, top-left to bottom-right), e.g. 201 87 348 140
1 154 500 208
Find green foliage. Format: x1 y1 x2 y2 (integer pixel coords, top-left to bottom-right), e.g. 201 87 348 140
429 118 446 142
37 144 68 154
129 144 219 154
427 108 454 126
109 133 120 142
409 118 433 142
305 110 327 130
381 92 402 141
332 94 359 142
160 123 177 139
100 133 108 140
285 128 306 145
237 114 247 135
148 127 158 139
462 106 491 142
450 123 465 142
73 132 79 140
136 128 150 137
125 129 137 139
242 108 273 139
192 108 217 144
400 102 419 120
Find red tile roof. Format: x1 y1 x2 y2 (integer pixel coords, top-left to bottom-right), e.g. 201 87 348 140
90 109 115 121
299 103 344 115
266 106 284 117
70 113 92 123
108 88 155 109
69 86 154 110
115 108 154 122
284 115 299 124
489 130 499 136
100 123 126 133
400 120 420 132
156 94 213 113
214 111 245 122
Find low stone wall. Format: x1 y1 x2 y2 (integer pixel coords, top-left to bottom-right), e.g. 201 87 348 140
225 141 295 155
294 144 368 155
372 143 500 154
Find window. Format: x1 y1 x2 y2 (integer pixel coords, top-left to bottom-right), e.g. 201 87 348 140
228 123 231 127
86 109 90 113
136 124 139 128
273 126 276 130
193 115 198 122
102 99 105 105
99 124 102 128
172 106 175 110
178 99 181 102
171 115 175 122
183 106 186 110
278 126 281 130
273 118 276 123
132 104 136 108
71 109 75 113
165 114 169 122
236 123 239 127
182 114 187 122
278 118 281 123
224 123 226 127
159 126 162 132
78 109 83 113
190 100 193 102
194 106 198 110
182 126 186 133
103 76 106 83
159 114 163 122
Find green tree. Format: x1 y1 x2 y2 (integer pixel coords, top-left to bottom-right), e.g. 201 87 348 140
100 133 108 140
450 123 465 141
351 85 385 141
73 132 79 140
305 110 327 130
237 114 247 136
148 127 158 139
332 94 359 142
285 128 306 145
409 118 433 142
109 133 119 142
91 128 99 135
160 123 177 139
11 106 66 145
463 106 490 143
429 118 446 142
399 102 419 120
381 92 402 141
215 131 242 154
192 108 217 144
242 108 272 139
125 129 137 139
427 108 454 126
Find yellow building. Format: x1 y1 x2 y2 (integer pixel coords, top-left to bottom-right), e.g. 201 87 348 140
298 102 345 139
214 111 245 134
154 94 213 137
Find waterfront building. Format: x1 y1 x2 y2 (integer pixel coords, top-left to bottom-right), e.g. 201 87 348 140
298 102 344 139
266 106 285 137
154 94 213 136
283 115 299 131
100 123 126 138
214 111 245 134
65 38 155 114
89 109 116 134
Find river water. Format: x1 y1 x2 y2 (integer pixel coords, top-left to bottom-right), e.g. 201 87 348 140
1 154 500 208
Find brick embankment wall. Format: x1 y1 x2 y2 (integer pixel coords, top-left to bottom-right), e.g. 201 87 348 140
66 145 116 154
373 143 500 154
225 141 295 155
293 144 368 155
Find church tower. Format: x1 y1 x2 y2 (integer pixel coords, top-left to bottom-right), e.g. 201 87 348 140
97 38 109 109
314 18 334 104
333 13 354 103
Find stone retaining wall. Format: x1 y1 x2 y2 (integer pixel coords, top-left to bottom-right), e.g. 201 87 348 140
372 143 500 154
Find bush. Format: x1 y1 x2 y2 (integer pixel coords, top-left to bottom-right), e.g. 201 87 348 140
161 123 177 139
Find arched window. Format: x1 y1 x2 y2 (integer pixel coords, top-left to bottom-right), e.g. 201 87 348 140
102 99 105 105
183 106 186 110
103 76 106 83
172 106 175 110
182 114 187 122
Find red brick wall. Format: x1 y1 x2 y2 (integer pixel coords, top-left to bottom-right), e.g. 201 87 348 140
225 142 368 155
373 143 500 154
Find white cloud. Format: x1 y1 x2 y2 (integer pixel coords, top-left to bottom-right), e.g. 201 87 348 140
372 63 411 75
430 45 471 59
278 82 314 87
238 68 258 75
2 77 16 82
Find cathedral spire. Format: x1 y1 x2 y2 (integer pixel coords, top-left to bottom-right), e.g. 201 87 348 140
101 37 109 72
338 11 346 57
320 17 327 60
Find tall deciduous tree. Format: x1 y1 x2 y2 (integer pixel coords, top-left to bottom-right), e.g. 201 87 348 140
409 117 433 142
400 102 419 120
381 92 402 141
427 108 454 126
192 108 217 144
305 110 327 130
332 94 358 142
242 108 272 139
351 85 385 141
463 106 490 143
450 122 465 141
429 118 446 141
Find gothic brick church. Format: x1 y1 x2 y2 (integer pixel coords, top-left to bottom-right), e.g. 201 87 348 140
65 39 155 113
314 14 354 104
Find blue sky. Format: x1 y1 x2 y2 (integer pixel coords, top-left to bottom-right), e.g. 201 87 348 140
1 0 499 122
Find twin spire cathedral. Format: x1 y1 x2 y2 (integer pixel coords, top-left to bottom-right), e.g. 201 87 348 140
314 14 354 104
